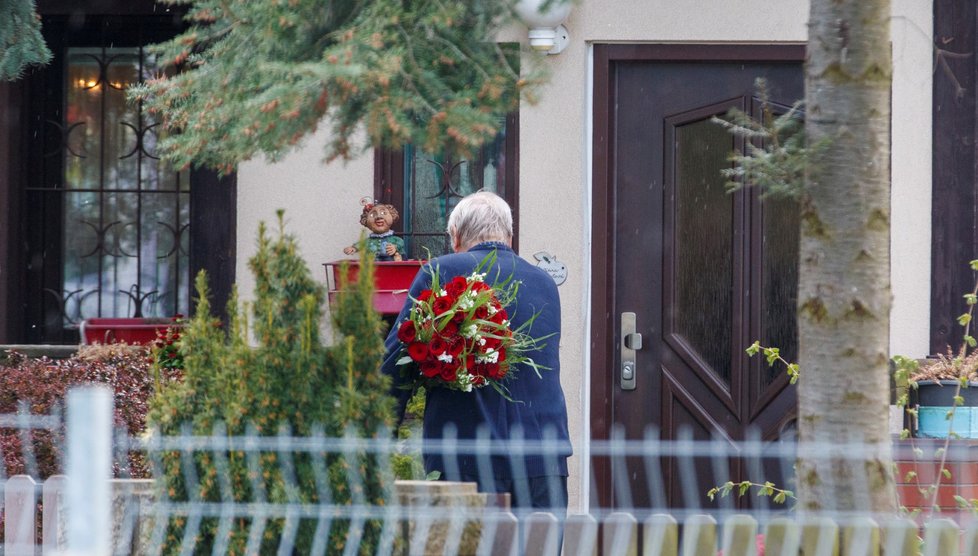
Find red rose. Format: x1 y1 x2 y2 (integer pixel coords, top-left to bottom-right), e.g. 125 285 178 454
483 336 502 350
420 360 440 378
448 337 464 357
470 362 487 377
472 376 486 386
446 276 468 298
433 296 454 315
429 336 448 355
417 289 433 302
487 363 505 380
474 305 489 320
397 320 417 343
407 342 429 362
440 320 459 339
471 281 490 292
452 310 466 324
491 308 508 324
439 364 457 382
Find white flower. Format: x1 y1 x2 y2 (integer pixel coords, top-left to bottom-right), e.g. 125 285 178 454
458 294 475 311
476 348 500 364
468 272 486 282
478 338 486 346
457 370 474 392
438 289 448 297
437 353 454 364
461 324 479 338
488 304 498 316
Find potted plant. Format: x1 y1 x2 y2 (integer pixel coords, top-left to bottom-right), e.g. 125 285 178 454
909 351 978 438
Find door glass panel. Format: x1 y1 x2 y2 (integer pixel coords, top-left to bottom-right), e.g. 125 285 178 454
674 118 734 383
761 195 799 385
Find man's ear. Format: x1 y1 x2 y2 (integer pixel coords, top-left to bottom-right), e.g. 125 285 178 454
449 227 462 253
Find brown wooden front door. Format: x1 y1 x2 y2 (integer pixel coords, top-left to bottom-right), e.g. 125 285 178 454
590 44 804 509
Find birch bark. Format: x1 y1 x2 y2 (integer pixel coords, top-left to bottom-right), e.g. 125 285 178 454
797 0 897 512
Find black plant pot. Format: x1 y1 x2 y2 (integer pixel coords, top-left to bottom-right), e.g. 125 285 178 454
912 380 978 438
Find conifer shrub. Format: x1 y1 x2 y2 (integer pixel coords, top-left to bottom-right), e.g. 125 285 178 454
148 213 396 554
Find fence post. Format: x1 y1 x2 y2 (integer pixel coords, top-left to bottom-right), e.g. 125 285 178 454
681 515 717 556
922 519 959 556
5 475 37 556
721 514 758 556
42 475 68 555
65 386 114 556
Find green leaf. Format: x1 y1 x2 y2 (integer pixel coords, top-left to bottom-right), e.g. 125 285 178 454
965 294 978 306
966 335 977 348
904 470 917 481
738 481 751 496
773 491 787 504
953 495 969 508
746 341 761 356
707 488 718 501
970 259 978 271
786 363 800 384
954 396 965 406
426 470 442 481
958 313 972 326
721 482 734 497
942 468 952 480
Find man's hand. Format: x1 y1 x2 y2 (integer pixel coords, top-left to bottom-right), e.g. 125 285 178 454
343 246 357 255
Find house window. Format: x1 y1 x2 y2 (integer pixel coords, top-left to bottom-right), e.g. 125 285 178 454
375 112 519 258
59 46 190 324
7 10 236 345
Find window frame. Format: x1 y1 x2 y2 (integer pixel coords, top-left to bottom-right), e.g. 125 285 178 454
372 110 520 256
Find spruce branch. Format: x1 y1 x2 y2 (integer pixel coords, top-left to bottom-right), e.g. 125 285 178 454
711 78 813 199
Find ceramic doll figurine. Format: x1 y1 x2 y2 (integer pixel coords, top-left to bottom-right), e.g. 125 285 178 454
343 197 405 261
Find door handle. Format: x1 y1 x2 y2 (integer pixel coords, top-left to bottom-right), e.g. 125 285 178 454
621 312 641 390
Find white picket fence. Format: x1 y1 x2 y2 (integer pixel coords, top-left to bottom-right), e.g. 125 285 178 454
3 386 978 555
2 474 66 555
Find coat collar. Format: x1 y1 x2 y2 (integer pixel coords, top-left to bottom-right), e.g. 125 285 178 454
467 241 513 253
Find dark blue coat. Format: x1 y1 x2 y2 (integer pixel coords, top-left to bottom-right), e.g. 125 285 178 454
381 243 572 479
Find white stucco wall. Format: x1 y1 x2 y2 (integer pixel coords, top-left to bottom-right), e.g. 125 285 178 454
234 0 934 512
236 128 373 338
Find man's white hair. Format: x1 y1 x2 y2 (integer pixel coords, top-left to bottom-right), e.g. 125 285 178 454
447 191 513 249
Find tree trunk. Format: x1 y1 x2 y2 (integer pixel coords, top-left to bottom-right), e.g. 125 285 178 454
797 0 897 513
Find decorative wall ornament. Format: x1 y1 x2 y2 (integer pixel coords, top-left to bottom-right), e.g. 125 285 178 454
533 251 567 286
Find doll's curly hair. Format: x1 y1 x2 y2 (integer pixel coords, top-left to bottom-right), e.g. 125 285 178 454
359 202 399 227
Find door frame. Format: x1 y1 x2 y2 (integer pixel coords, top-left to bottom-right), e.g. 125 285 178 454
588 43 806 509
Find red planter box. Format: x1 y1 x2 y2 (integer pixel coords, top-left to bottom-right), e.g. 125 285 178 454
324 260 424 315
80 318 182 345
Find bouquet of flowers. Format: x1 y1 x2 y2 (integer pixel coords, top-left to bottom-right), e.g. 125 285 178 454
394 256 550 397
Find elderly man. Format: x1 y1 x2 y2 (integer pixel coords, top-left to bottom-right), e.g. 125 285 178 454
381 191 572 515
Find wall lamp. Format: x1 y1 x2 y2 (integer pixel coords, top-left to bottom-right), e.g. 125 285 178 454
514 0 572 55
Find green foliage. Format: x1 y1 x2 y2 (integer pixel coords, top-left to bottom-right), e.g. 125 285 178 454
0 0 52 80
129 0 543 172
148 213 396 554
707 480 795 505
745 340 798 384
712 78 813 199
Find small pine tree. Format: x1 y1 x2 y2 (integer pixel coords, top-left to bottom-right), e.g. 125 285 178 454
148 212 395 554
